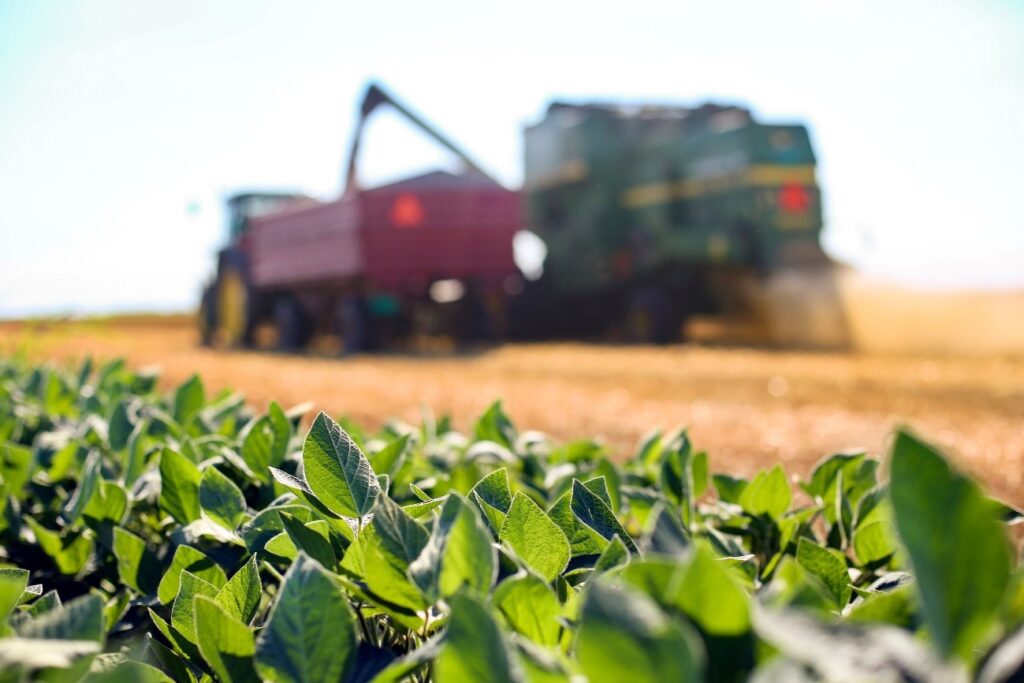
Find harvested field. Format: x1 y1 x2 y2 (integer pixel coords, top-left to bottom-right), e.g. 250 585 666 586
2 315 1023 505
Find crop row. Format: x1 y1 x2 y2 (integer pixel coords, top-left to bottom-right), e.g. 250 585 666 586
0 355 1021 682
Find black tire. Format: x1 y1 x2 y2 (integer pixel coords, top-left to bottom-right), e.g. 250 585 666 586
338 295 375 354
274 295 309 352
626 286 677 344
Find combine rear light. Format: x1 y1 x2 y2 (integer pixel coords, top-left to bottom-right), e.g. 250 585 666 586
778 183 810 213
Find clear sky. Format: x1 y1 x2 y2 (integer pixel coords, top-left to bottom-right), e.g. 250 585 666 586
1 0 1022 317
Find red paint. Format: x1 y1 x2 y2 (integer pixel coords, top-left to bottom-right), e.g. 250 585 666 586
779 183 810 213
389 193 425 228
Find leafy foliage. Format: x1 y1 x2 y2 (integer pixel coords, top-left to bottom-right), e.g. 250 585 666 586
0 355 1019 681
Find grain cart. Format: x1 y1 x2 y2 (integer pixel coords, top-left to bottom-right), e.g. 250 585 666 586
515 100 847 344
200 84 521 351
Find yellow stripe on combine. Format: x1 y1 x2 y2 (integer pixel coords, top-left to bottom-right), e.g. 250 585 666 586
622 164 817 208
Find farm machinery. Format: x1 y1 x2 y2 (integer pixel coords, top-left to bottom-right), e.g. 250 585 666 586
200 82 847 351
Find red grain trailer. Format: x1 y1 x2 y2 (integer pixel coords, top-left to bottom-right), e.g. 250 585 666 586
200 85 522 352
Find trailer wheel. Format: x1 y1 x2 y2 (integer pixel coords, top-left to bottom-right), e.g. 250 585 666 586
274 296 308 351
339 296 375 354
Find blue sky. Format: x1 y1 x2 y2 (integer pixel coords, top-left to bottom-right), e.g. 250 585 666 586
1 0 1021 316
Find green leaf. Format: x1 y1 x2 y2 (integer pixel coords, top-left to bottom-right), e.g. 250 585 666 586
255 553 357 683
493 573 562 646
739 464 791 519
112 527 159 595
576 580 702 683
302 411 381 519
279 513 337 570
713 474 748 504
171 570 220 643
570 479 638 555
83 479 129 524
473 400 516 450
194 595 257 683
796 538 851 610
853 519 896 566
0 568 29 621
371 496 429 564
159 448 202 525
470 468 513 532
594 536 630 573
173 374 204 424
890 430 1011 660
17 594 103 642
371 434 410 477
241 416 276 484
199 466 247 530
409 494 496 601
108 401 134 451
548 492 607 557
267 401 293 462
499 492 570 582
435 592 519 683
157 545 228 605
216 555 262 625
675 544 750 635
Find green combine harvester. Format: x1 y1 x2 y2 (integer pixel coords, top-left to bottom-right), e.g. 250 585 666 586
517 99 844 344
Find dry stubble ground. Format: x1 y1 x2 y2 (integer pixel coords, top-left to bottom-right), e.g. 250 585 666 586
2 315 1023 505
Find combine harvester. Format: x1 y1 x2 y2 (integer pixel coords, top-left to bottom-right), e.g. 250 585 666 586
200 83 848 351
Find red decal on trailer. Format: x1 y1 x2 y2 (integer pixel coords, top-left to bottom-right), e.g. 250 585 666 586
389 193 425 228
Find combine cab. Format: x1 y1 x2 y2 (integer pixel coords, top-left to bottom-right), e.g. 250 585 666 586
201 84 521 352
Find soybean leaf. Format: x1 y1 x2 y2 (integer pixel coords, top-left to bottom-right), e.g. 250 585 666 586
434 591 519 683
112 527 159 595
675 544 751 635
493 573 562 646
499 492 570 582
470 467 513 532
159 449 202 525
739 465 791 520
0 568 30 621
302 412 381 519
409 494 496 601
576 580 703 683
199 466 247 530
17 593 103 642
216 555 262 625
241 416 276 484
570 480 638 555
890 430 1012 660
371 434 410 477
173 374 204 424
194 595 257 683
171 571 220 643
280 513 337 570
796 538 851 610
255 553 357 683
157 545 228 605
548 491 607 557
108 401 134 451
